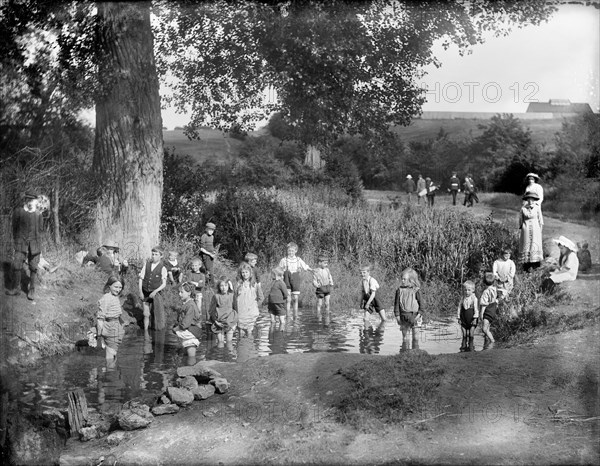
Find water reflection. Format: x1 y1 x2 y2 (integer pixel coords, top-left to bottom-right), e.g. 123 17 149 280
17 308 489 413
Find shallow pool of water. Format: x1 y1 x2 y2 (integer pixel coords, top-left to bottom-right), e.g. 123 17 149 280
16 307 492 414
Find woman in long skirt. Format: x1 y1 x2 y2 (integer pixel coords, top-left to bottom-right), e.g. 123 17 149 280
519 191 544 272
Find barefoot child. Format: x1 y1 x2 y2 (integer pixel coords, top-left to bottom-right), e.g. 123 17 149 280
312 255 334 315
393 268 423 347
360 265 387 322
279 242 312 316
97 276 127 361
208 276 237 346
172 282 203 365
457 280 479 351
267 267 287 326
479 273 498 343
493 248 516 300
234 262 262 335
200 222 217 284
138 246 168 331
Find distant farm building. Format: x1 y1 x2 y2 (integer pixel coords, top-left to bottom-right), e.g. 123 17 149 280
527 99 593 115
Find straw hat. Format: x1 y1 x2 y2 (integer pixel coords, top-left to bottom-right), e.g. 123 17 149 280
406 174 412 179
205 222 216 229
522 191 540 201
553 236 577 252
525 173 540 181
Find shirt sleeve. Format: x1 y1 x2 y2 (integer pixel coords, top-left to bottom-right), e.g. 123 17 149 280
415 290 422 313
161 265 168 281
369 277 379 292
97 295 108 319
138 264 146 280
180 302 194 330
297 257 310 271
278 258 286 269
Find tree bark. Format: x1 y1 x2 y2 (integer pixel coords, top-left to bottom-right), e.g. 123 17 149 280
93 2 163 260
53 177 60 244
304 144 324 169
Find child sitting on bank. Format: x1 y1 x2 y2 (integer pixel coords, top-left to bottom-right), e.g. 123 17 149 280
393 268 423 348
479 273 498 344
312 254 334 315
492 248 516 300
267 267 288 326
208 276 237 346
279 242 312 316
360 265 387 322
172 282 203 365
165 250 183 285
457 280 479 351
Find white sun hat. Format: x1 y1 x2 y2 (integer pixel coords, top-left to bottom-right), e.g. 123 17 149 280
553 235 578 252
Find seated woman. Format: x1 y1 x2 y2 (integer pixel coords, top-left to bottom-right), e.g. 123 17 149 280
541 236 579 293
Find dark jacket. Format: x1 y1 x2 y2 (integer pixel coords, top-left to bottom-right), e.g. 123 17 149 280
12 206 43 254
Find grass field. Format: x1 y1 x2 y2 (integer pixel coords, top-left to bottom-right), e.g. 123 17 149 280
163 117 567 163
392 117 565 149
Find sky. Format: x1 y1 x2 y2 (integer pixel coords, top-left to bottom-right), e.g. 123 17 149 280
155 3 600 129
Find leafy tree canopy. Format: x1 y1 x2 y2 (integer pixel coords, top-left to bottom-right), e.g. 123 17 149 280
154 0 557 145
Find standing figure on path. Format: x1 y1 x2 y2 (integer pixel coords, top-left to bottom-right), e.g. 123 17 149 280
449 171 460 206
97 276 127 361
234 262 262 336
200 222 217 284
425 177 436 207
360 265 387 323
416 175 426 205
463 174 478 207
479 273 498 344
279 242 312 317
5 192 43 300
524 173 544 207
393 268 424 349
404 175 416 203
457 280 479 351
312 255 334 315
493 248 516 300
138 246 168 331
518 192 544 272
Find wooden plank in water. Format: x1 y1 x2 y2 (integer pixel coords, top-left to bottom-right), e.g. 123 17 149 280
67 389 88 435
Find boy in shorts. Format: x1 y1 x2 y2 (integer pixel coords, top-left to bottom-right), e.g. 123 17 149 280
312 255 333 314
360 265 387 322
278 242 312 316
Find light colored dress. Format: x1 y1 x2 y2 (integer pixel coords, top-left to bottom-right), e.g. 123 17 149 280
97 293 125 350
550 252 579 283
493 259 516 296
519 203 544 264
235 281 261 330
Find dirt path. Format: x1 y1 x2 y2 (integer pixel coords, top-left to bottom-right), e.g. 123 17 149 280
58 195 600 465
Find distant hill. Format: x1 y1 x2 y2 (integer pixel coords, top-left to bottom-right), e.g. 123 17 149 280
162 129 243 164
163 117 569 163
392 118 565 150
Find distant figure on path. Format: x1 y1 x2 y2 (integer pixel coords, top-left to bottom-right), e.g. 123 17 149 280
449 171 460 206
518 192 544 272
416 175 426 205
425 177 436 207
404 175 416 203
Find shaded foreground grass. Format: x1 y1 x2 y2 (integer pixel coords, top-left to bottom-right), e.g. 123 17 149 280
336 351 445 429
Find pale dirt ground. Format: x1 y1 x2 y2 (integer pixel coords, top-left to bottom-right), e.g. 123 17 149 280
58 193 600 465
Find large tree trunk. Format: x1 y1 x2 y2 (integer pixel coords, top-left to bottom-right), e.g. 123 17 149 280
93 2 163 260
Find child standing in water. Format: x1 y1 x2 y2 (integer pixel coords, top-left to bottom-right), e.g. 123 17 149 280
234 262 263 336
97 276 127 361
360 265 387 322
457 280 479 351
312 255 334 315
208 276 237 346
279 242 312 316
479 273 498 344
267 267 288 326
172 282 203 365
493 248 516 300
393 268 423 348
